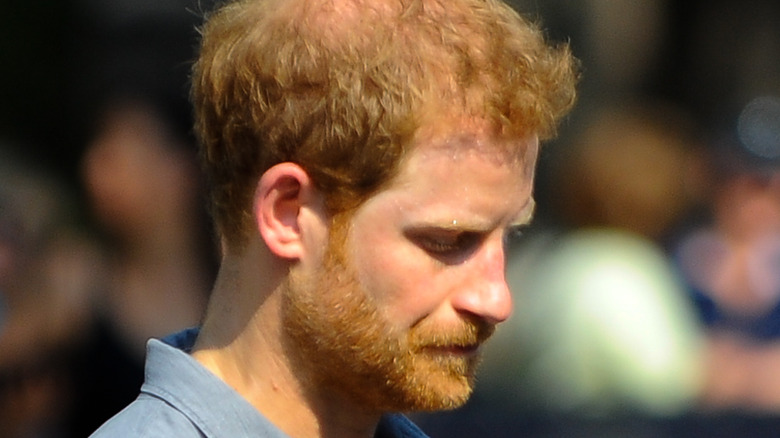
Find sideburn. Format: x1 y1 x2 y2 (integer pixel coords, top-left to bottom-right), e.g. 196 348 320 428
280 213 416 412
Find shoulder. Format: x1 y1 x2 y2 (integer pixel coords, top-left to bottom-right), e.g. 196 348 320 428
90 393 204 438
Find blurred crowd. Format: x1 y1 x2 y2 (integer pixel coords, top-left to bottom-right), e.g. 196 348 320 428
2 0 780 437
1 1 216 436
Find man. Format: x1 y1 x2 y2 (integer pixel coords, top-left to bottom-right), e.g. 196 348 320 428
91 0 577 436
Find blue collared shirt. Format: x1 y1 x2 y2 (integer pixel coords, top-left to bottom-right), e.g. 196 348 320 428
90 328 429 438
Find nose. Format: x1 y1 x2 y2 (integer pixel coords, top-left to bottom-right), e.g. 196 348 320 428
450 239 513 325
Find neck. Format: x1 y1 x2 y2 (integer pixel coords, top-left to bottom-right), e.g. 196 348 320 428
192 243 382 438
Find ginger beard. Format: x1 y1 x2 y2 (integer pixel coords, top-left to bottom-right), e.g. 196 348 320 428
281 217 495 413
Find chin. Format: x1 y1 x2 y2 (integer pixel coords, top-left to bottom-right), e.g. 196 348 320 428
397 380 475 412
385 355 479 412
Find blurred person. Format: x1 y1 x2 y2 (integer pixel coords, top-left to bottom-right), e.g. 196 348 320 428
67 98 216 436
63 1 219 434
412 102 708 438
547 101 707 243
81 99 211 356
486 229 704 417
675 149 780 412
0 147 100 437
90 0 578 437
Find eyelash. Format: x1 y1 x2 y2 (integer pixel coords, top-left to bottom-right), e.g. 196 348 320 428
419 237 460 254
410 226 528 259
415 232 480 256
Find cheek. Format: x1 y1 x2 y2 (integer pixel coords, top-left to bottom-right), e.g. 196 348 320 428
352 233 449 327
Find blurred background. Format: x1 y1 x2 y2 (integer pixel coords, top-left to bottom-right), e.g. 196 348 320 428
1 0 780 437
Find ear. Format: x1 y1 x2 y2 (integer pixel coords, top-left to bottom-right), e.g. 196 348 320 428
254 163 326 260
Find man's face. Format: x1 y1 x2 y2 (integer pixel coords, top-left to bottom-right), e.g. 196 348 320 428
283 124 539 413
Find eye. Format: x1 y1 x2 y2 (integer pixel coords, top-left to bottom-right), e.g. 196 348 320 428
407 228 481 260
418 234 459 254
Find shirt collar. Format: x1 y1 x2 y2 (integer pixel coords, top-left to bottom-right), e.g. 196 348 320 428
142 328 289 438
143 328 428 438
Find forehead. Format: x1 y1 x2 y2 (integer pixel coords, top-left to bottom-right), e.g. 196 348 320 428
398 120 539 183
409 112 536 157
362 123 539 223
408 131 534 168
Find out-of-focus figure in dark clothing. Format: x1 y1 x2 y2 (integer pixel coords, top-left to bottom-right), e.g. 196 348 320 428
66 97 215 436
480 102 707 417
59 1 218 435
413 101 709 437
675 123 780 411
0 147 101 438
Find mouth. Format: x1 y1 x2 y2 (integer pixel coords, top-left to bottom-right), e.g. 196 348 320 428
422 343 481 357
412 320 494 358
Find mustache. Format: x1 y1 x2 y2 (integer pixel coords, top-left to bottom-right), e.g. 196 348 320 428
409 319 495 349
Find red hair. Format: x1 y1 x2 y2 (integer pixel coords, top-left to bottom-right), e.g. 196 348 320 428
192 0 578 250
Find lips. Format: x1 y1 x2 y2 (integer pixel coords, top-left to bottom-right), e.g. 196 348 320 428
410 319 495 358
420 343 481 357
